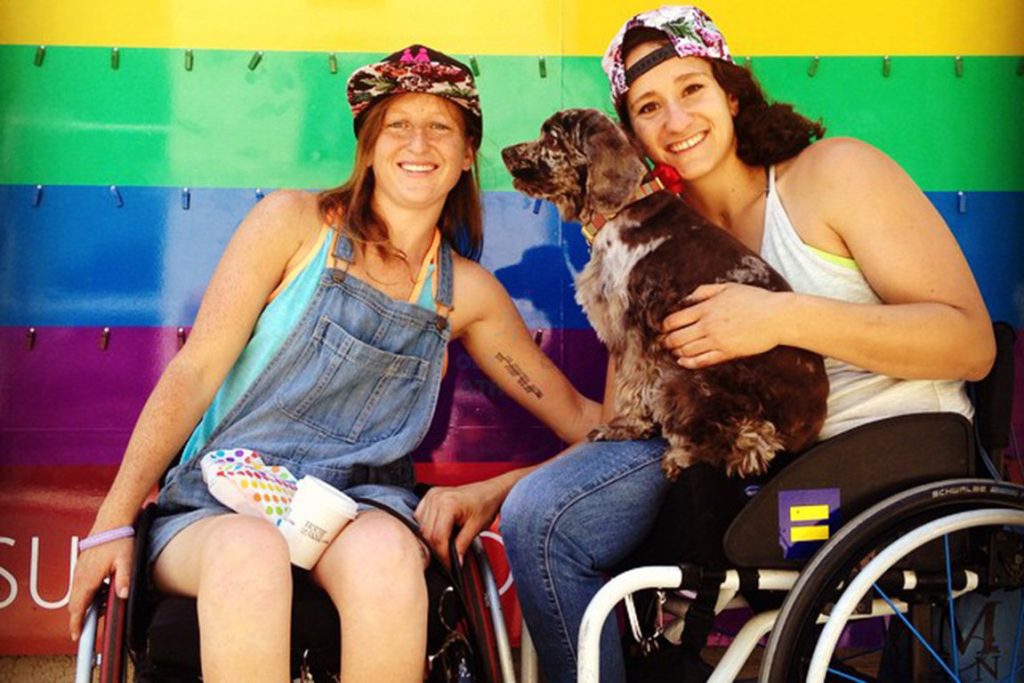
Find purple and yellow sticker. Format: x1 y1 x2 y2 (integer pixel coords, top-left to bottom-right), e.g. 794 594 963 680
778 488 840 560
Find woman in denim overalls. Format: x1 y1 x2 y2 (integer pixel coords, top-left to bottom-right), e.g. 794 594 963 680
69 45 602 682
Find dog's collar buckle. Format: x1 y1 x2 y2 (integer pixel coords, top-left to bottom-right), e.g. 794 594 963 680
581 177 665 246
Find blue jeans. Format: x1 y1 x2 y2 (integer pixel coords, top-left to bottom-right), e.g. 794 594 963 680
501 439 672 683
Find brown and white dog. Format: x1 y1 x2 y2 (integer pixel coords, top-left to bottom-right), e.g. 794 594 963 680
502 108 828 478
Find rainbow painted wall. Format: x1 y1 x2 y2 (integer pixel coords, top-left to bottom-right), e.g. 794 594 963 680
1 0 1022 654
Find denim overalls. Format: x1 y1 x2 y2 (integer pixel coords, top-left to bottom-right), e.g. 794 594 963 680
147 232 454 563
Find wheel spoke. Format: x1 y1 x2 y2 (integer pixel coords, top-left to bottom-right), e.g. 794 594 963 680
943 534 960 674
873 583 960 682
826 666 870 682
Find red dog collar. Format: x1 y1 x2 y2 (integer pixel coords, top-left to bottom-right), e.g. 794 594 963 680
581 177 665 246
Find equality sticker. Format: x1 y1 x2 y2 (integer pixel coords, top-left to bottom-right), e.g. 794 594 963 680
778 488 840 560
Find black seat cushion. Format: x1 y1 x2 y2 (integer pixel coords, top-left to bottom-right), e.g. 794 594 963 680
135 567 340 681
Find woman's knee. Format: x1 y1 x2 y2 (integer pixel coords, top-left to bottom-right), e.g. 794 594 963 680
154 514 291 597
200 516 291 588
500 468 554 552
314 512 426 604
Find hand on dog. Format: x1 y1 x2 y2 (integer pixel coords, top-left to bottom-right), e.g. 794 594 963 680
662 283 785 368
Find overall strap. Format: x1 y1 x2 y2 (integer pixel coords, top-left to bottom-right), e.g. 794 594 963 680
433 240 455 330
330 231 355 281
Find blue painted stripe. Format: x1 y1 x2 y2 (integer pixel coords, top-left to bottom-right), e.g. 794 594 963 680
0 185 1021 327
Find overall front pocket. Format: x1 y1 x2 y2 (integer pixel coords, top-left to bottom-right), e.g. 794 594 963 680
276 316 431 444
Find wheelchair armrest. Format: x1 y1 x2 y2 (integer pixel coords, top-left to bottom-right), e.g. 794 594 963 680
126 502 160 661
724 413 975 569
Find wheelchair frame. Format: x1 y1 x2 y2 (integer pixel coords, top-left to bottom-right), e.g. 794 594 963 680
75 323 1018 683
575 323 1020 683
75 532 516 683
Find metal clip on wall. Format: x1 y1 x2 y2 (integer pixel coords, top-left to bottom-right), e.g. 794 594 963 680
99 328 111 351
25 328 37 351
882 56 891 78
328 52 338 74
184 49 194 71
34 45 46 67
248 51 263 71
32 185 43 208
807 56 820 77
109 186 124 208
181 188 191 210
111 47 120 70
538 56 547 79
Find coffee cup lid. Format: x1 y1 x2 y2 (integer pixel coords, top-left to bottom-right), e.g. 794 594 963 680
298 475 358 517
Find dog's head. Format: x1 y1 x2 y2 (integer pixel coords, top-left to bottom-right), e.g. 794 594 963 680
501 109 648 223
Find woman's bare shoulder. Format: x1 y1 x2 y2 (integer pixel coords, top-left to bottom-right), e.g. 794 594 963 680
782 138 896 189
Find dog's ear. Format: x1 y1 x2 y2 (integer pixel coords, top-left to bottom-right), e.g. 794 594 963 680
579 110 649 216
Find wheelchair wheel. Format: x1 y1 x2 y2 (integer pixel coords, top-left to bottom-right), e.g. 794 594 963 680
761 479 1024 682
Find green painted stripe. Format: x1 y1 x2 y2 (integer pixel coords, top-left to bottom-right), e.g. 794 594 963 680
1 47 1021 191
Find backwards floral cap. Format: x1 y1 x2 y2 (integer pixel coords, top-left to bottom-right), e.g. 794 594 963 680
346 44 482 138
602 6 732 106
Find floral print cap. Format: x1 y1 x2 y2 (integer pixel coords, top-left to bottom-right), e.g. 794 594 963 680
602 6 732 106
346 44 482 137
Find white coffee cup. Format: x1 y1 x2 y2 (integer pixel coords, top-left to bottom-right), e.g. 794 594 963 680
282 475 358 569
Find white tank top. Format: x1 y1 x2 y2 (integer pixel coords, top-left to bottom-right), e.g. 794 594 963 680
759 166 973 440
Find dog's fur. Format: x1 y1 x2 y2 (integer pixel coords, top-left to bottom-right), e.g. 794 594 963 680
502 109 829 478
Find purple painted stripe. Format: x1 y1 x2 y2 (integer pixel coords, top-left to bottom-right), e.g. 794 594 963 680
4 325 1022 468
0 326 608 467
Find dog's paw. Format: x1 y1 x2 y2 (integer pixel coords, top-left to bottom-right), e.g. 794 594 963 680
725 451 773 478
589 419 655 442
726 419 785 477
660 445 695 481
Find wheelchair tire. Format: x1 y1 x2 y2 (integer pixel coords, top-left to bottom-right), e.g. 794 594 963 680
760 478 1024 682
462 544 503 683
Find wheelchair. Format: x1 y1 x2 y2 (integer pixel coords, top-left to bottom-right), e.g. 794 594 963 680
577 322 1022 682
74 484 517 683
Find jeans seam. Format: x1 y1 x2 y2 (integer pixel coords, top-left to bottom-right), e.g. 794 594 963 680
538 445 666 666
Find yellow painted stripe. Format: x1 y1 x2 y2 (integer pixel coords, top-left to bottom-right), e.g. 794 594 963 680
789 504 831 522
791 525 831 543
2 0 1021 55
566 1 1024 55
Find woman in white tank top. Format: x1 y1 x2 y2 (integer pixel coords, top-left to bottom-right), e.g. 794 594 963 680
607 11 994 439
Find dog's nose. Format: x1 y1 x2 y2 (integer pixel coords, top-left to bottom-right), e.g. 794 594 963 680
501 144 525 167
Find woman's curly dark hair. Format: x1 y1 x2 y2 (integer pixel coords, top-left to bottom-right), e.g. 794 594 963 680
615 31 825 167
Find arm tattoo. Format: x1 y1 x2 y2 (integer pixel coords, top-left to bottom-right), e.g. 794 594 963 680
495 352 544 399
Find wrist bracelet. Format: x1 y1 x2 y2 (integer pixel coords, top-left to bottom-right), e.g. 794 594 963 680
78 526 134 552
